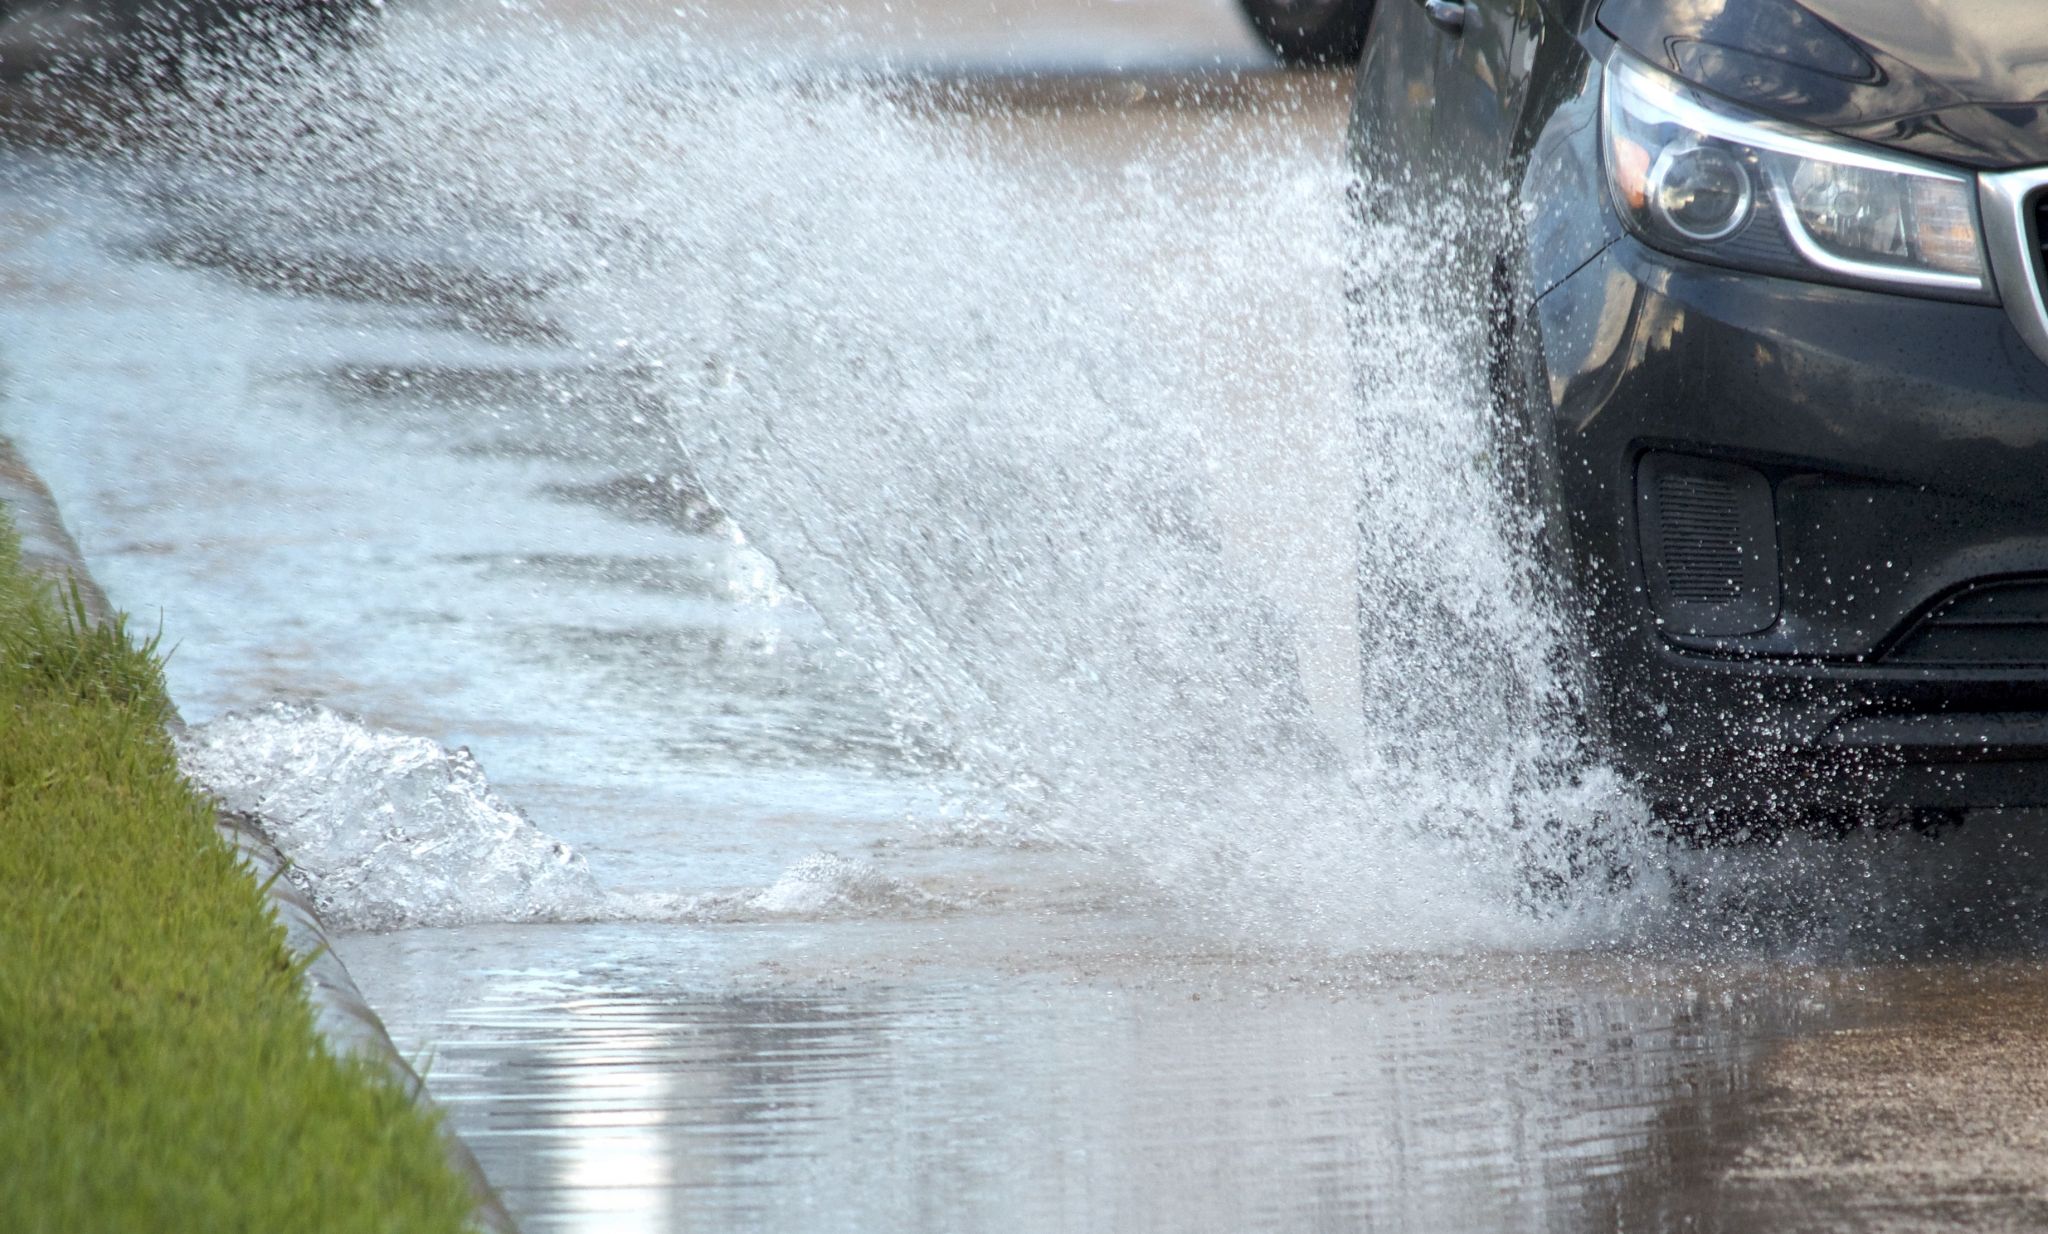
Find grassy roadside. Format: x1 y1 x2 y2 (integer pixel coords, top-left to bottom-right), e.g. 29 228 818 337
0 511 480 1234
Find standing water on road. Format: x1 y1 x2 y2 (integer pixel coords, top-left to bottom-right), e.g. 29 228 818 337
10 4 2048 1230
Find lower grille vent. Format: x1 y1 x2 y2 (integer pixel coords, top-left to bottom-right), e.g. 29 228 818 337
1888 579 2048 667
1636 452 1780 638
1656 473 1745 604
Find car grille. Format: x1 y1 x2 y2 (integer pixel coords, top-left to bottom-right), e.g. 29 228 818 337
1978 167 2048 371
1888 578 2048 666
2035 192 2048 293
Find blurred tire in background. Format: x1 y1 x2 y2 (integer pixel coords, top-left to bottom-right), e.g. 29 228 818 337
1236 0 1371 64
0 0 369 82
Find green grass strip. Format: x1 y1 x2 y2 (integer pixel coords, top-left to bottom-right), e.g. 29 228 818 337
0 511 481 1234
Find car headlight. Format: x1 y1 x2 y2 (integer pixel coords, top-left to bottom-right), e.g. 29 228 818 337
1602 50 1991 301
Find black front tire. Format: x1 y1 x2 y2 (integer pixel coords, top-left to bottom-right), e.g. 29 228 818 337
1238 0 1373 65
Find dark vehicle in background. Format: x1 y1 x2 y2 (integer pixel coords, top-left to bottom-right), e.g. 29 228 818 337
1350 0 2048 819
0 0 357 78
1238 0 1374 64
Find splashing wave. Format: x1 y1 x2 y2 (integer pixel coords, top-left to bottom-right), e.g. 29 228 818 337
128 13 1655 946
179 702 602 930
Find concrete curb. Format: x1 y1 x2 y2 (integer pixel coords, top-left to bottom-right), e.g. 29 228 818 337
0 436 518 1234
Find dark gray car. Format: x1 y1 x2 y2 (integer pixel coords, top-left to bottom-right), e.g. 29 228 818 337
1352 0 2048 822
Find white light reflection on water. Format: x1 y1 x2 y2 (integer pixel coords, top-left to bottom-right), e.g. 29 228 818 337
341 921 1833 1234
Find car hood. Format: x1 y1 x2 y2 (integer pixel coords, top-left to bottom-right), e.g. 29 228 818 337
1598 0 2048 169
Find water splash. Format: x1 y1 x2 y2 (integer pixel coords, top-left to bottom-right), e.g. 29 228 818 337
179 703 965 929
742 852 956 917
110 12 1651 947
179 702 602 930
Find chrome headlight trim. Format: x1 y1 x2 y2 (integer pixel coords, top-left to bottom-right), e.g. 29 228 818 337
1603 50 1993 299
1981 167 2048 370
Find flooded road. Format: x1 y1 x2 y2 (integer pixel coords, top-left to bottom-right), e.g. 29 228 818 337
9 2 2048 1229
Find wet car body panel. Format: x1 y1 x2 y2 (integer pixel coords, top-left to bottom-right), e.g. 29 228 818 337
1432 0 1536 177
1349 0 1444 191
1351 0 2048 808
1597 0 2048 168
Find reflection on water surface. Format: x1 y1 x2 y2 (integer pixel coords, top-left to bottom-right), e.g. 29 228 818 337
345 924 1835 1234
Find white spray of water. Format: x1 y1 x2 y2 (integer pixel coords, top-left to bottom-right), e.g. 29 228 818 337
181 703 959 929
64 11 2048 958
110 13 1657 948
179 702 602 930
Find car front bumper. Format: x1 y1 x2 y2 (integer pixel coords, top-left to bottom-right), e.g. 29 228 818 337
1534 233 2048 810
